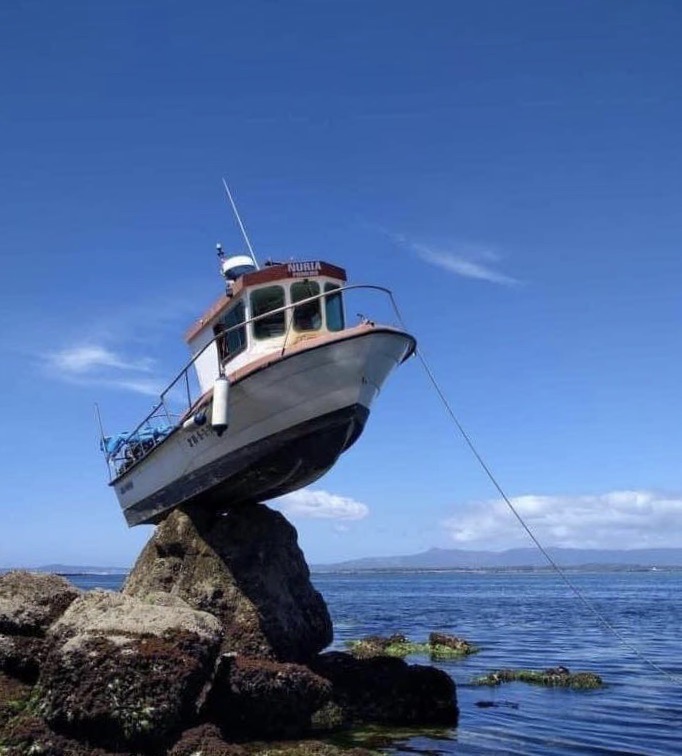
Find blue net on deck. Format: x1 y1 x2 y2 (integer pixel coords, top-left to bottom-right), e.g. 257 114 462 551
100 425 174 458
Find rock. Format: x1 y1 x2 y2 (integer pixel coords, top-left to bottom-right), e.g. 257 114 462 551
169 726 377 756
36 590 223 752
0 671 31 730
472 667 604 689
204 656 332 739
310 651 458 726
474 699 519 709
0 634 48 682
0 571 80 682
0 571 80 636
1 711 120 756
346 634 416 659
346 632 478 660
123 502 333 663
428 632 478 658
169 723 247 756
0 509 461 753
48 589 222 643
247 742 376 756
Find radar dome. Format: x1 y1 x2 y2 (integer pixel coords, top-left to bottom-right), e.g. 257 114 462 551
221 254 257 281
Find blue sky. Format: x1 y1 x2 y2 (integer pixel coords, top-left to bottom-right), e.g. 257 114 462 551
2 0 681 566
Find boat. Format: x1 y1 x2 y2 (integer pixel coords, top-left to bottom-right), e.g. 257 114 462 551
99 244 416 527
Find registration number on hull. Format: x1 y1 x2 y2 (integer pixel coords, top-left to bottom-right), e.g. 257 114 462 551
186 425 216 449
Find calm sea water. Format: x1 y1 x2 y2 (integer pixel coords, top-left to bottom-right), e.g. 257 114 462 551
72 570 682 755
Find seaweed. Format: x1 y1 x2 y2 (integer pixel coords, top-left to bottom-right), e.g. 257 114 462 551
345 632 478 660
472 667 603 690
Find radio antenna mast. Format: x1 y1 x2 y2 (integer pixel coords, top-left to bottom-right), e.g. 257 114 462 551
221 178 260 270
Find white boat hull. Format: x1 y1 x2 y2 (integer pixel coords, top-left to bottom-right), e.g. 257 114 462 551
112 328 414 526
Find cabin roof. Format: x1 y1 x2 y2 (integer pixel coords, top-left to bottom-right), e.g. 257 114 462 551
184 260 346 343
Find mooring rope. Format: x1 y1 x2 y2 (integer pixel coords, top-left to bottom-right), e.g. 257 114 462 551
386 293 681 686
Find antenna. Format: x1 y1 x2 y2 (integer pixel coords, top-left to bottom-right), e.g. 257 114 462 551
221 178 260 270
94 403 112 476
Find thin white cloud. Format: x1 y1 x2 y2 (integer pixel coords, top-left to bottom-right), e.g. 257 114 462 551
442 490 682 550
47 344 161 396
413 245 520 286
19 285 205 398
50 345 153 375
390 231 520 286
98 377 164 397
278 489 370 521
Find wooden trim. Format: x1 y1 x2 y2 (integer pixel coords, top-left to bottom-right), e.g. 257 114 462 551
182 324 380 418
184 293 233 342
227 323 414 385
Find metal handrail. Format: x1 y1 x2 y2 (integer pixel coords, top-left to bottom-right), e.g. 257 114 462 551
103 283 402 480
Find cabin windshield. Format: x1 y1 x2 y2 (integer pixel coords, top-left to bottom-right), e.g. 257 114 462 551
244 278 346 345
251 285 286 340
291 280 322 331
215 299 246 362
325 283 345 331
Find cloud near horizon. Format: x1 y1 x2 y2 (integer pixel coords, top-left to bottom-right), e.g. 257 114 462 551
48 344 162 396
277 488 370 521
443 490 682 550
390 232 520 286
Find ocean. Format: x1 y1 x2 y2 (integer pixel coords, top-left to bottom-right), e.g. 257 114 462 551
71 570 682 755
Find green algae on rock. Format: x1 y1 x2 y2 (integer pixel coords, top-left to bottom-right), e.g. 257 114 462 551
346 632 478 660
472 667 603 689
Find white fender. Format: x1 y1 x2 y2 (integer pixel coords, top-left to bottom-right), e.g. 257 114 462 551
212 376 230 436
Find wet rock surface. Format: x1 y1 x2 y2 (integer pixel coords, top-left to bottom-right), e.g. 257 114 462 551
36 591 223 751
0 571 80 636
310 651 458 726
346 632 478 661
123 502 333 663
0 634 49 683
473 666 603 689
169 724 376 756
204 656 333 739
0 502 458 754
0 571 81 683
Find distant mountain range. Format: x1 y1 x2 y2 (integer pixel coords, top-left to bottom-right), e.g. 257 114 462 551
3 548 682 575
313 547 682 571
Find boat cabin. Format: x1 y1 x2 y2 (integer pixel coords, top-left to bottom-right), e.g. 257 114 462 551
184 258 347 393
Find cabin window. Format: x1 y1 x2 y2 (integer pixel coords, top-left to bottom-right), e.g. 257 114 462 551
214 300 246 362
251 285 286 340
291 280 322 332
325 283 344 332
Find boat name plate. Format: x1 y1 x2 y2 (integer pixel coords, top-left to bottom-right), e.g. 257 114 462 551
287 261 321 277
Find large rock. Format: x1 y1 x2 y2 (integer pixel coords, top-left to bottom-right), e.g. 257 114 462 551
204 655 332 739
310 651 459 726
0 571 80 636
123 502 332 663
36 590 223 752
0 571 80 682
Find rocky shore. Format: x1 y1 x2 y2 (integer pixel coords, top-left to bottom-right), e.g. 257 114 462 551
0 502 458 755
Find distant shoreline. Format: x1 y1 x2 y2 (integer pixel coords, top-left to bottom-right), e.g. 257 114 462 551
3 560 682 577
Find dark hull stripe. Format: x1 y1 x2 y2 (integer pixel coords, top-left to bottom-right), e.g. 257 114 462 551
124 403 369 526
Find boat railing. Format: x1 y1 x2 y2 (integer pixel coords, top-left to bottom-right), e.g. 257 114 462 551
100 283 405 481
